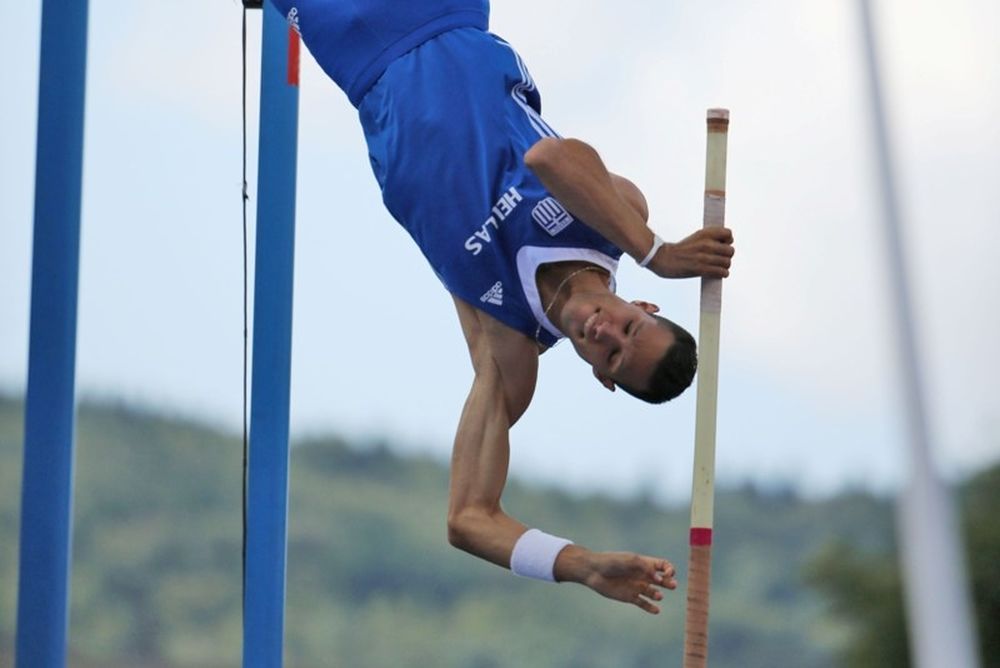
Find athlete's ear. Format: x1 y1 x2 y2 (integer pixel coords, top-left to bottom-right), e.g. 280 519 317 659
630 300 660 314
593 368 616 392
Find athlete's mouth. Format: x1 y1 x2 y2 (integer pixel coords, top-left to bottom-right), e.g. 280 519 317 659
582 311 600 340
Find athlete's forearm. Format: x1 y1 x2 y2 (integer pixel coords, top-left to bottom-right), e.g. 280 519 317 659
525 137 655 261
526 137 735 280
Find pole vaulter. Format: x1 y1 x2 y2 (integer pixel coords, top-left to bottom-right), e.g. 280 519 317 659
240 1 733 662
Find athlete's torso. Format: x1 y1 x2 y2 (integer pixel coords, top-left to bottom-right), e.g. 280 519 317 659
360 29 622 347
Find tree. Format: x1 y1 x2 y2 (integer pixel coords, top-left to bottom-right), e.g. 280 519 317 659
806 463 1000 667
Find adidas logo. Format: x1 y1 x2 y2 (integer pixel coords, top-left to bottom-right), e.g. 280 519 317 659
480 281 504 306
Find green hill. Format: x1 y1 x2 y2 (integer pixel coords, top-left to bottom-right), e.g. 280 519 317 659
0 395 993 667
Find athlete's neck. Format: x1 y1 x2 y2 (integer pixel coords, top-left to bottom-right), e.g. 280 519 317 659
536 261 611 333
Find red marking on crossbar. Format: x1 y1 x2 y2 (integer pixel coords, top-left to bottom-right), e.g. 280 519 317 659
690 527 713 546
287 28 300 86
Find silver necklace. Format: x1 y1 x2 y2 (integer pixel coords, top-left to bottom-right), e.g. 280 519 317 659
535 266 608 344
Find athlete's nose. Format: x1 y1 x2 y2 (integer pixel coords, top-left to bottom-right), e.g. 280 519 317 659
592 320 624 344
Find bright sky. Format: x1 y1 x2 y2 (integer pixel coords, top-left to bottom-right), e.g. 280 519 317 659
1 0 997 502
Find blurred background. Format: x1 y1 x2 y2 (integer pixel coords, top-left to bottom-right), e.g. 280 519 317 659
1 0 997 666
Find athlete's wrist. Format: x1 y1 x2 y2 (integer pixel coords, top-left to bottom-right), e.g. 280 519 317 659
552 544 592 584
646 241 681 278
637 233 665 268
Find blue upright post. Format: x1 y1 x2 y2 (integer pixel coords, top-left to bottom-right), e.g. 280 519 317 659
243 2 300 666
16 1 89 666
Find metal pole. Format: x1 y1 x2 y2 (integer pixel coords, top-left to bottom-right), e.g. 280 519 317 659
855 1 980 666
243 2 300 666
16 1 89 665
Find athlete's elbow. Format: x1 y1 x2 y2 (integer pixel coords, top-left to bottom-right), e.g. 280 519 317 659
524 137 563 173
446 523 465 551
446 506 489 551
446 511 473 550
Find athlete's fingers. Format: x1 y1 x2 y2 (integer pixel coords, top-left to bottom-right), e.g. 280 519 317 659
715 241 736 257
701 265 730 279
704 226 733 243
656 563 679 590
635 595 660 615
651 559 675 582
704 253 732 268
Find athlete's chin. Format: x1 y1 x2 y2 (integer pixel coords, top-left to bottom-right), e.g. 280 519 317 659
560 304 596 342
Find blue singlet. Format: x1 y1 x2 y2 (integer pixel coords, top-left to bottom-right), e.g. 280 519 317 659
274 2 624 347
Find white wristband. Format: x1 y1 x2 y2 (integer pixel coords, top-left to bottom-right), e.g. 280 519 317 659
510 529 573 582
638 234 665 268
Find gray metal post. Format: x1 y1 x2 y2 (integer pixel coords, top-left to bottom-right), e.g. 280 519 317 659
856 1 981 666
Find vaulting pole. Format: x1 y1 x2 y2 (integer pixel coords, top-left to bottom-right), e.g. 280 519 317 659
855 2 980 666
16 1 89 665
243 2 300 666
683 108 729 668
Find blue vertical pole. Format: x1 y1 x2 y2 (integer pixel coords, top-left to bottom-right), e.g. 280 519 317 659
243 2 299 666
16 1 89 666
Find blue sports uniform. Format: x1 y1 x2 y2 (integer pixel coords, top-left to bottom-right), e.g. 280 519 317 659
273 1 624 347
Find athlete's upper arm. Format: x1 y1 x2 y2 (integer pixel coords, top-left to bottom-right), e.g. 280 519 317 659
452 296 538 425
609 172 649 222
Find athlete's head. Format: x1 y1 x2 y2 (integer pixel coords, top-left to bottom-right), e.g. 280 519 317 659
614 316 697 403
561 295 697 404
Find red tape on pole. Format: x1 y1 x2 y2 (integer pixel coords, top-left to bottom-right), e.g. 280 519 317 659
690 527 713 546
287 27 300 86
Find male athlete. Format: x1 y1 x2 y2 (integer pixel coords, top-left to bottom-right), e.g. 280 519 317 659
273 0 734 614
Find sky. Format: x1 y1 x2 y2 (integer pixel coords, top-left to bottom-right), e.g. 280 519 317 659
1 0 998 503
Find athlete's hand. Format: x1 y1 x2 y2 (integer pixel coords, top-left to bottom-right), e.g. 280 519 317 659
556 546 677 615
649 227 734 279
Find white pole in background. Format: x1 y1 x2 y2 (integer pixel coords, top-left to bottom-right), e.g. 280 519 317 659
855 1 981 666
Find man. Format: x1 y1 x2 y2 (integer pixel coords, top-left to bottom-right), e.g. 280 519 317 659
274 0 734 614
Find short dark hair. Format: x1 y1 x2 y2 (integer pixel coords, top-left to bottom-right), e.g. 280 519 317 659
617 316 697 404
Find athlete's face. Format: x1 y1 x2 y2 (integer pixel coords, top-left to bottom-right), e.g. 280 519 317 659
561 295 674 392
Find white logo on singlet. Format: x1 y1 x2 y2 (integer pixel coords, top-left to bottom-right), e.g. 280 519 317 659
480 282 504 306
464 187 524 255
532 197 574 236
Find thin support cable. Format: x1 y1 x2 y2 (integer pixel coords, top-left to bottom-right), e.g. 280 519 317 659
241 2 251 620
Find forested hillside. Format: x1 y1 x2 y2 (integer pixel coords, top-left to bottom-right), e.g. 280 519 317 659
0 396 995 667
